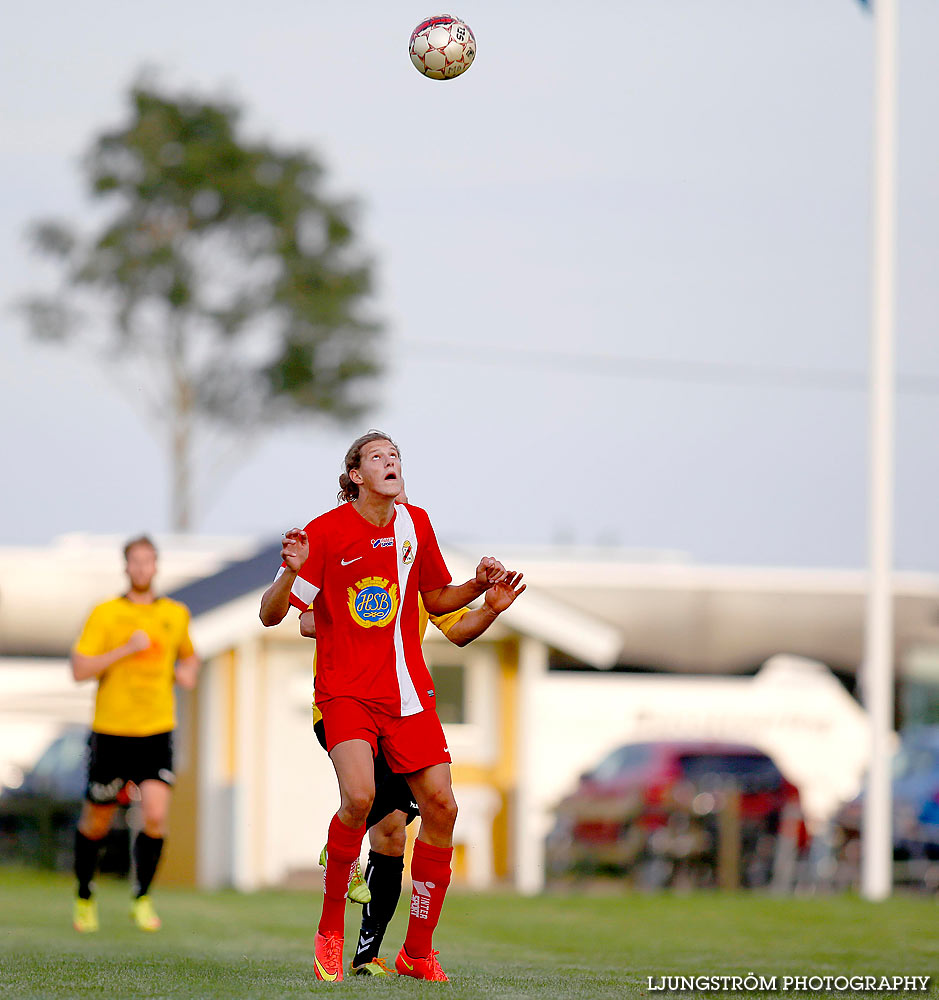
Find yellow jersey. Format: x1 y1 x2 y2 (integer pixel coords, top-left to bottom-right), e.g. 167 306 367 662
311 600 468 726
73 595 195 737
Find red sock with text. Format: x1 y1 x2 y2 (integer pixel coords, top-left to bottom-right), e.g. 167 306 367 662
403 839 453 959
318 814 366 936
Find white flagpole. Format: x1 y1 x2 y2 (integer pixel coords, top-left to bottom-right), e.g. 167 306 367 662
861 0 898 902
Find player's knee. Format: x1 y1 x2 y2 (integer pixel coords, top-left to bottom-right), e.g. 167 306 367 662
343 788 375 825
79 804 114 840
441 796 458 830
141 816 167 838
424 790 457 833
369 812 408 855
391 826 409 854
377 826 407 855
81 819 110 840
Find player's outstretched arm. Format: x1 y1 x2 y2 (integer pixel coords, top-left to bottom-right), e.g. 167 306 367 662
422 556 508 615
71 630 151 682
442 572 526 647
259 529 309 626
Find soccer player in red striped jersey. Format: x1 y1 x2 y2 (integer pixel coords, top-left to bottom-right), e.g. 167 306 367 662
259 430 507 982
299 483 526 977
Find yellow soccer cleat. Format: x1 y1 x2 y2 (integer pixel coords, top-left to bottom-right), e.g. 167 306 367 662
347 859 370 905
318 845 371 905
73 897 99 933
350 956 392 977
131 895 162 932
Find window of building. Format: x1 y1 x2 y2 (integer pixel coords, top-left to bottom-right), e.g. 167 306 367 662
902 679 939 727
430 661 466 724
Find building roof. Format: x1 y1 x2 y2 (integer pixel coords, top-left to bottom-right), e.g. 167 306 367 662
169 541 282 618
472 547 939 673
3 536 939 675
175 542 623 668
0 533 257 658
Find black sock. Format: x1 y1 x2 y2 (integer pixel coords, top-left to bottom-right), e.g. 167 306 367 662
74 830 102 900
352 851 405 966
133 833 164 898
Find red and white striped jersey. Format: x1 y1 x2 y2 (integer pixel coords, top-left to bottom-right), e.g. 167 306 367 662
276 502 451 717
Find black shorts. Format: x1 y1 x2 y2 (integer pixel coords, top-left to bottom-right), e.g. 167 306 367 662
314 720 419 828
85 731 175 804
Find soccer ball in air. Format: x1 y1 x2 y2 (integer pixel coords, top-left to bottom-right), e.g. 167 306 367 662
409 14 476 80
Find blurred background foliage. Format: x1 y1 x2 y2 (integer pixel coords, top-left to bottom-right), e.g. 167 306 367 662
21 78 383 529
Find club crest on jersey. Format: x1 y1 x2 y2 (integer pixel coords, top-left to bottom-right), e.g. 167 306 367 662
401 540 414 565
347 576 399 628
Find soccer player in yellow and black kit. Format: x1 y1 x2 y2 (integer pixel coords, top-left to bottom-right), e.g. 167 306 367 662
69 535 199 934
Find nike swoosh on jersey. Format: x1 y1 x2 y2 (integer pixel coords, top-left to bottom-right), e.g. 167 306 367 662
340 556 363 566
314 956 338 981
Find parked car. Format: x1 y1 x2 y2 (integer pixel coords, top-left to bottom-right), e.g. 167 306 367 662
0 725 129 873
834 725 939 863
546 740 805 888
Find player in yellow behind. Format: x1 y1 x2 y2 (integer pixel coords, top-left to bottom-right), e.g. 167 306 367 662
69 535 200 933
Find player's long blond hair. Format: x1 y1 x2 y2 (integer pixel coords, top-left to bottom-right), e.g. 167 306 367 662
338 430 401 503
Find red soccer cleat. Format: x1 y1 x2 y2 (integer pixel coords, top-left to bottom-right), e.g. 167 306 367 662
395 946 449 982
313 931 344 982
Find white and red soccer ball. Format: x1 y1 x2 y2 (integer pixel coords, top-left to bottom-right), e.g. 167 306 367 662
409 14 476 80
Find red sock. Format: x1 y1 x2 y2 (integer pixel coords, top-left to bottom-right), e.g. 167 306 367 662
318 814 366 936
403 839 452 959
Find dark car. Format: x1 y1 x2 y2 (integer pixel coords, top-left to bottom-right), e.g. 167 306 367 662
834 725 939 867
0 726 129 873
546 740 805 888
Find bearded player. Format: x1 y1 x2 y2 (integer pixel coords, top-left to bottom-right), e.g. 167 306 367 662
70 535 199 934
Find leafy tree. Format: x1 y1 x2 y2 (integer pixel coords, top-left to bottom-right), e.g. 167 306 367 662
22 79 382 530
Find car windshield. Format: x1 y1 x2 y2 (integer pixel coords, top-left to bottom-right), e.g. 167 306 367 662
29 740 70 780
25 730 86 789
588 744 650 782
678 753 782 792
893 745 939 780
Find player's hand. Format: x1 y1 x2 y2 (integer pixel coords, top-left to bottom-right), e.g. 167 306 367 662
281 528 309 573
299 610 317 638
475 556 508 588
126 630 151 655
485 572 526 614
175 657 200 690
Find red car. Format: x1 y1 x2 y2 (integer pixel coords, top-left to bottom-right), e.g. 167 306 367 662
546 741 805 888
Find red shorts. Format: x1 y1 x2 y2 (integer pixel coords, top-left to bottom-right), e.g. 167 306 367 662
320 697 451 774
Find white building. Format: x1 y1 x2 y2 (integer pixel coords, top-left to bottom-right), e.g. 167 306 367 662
3 535 939 892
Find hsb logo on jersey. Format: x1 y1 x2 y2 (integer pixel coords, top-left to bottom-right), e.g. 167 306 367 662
347 576 399 628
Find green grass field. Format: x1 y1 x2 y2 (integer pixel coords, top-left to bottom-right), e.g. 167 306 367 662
0 867 935 999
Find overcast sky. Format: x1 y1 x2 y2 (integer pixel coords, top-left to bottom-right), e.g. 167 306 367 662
2 0 938 569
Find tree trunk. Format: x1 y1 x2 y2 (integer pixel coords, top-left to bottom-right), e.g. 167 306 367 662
171 402 191 532
171 413 192 534
169 324 194 532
